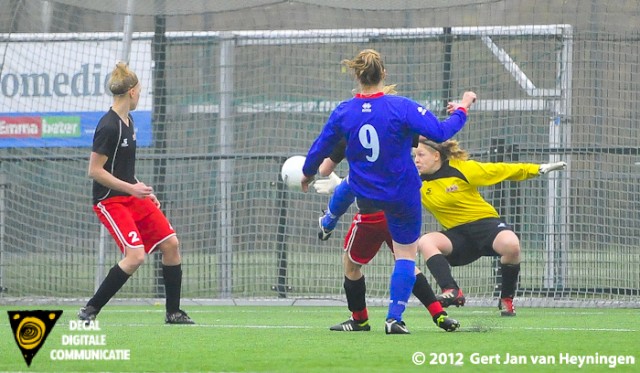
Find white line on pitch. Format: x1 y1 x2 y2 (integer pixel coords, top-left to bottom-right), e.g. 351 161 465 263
104 323 637 332
491 326 637 332
100 309 630 316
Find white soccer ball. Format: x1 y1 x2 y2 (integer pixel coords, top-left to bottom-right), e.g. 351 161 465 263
281 155 306 189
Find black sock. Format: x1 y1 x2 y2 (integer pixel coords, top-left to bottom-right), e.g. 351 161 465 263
500 263 520 299
343 275 366 317
412 272 438 307
163 264 182 314
87 264 130 310
426 254 458 290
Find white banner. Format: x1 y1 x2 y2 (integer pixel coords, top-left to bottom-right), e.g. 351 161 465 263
0 40 153 113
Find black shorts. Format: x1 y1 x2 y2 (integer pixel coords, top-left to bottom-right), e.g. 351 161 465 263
441 218 515 266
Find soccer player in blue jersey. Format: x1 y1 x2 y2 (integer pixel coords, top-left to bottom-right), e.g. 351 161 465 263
301 49 476 334
316 152 460 333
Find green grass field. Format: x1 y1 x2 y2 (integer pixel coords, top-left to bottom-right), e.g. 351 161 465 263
0 305 637 372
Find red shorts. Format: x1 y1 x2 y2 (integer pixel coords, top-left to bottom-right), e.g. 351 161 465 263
93 195 176 254
343 211 393 265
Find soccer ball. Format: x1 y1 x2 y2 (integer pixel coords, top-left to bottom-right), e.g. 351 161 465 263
281 155 306 189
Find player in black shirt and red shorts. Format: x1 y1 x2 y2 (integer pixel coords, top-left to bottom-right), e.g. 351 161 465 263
78 62 193 324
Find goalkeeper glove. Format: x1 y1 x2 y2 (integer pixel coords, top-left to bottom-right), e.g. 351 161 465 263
312 172 343 195
539 161 567 175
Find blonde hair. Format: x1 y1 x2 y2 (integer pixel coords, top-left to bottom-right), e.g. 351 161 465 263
381 84 397 94
108 61 139 95
353 84 396 96
342 49 385 86
420 139 469 161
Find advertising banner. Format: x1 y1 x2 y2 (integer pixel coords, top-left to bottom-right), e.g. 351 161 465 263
0 39 153 147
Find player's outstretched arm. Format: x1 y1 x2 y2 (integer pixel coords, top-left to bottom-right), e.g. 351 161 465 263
539 161 567 175
447 91 477 113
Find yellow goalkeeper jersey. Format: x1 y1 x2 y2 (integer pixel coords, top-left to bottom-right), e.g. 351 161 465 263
420 159 540 230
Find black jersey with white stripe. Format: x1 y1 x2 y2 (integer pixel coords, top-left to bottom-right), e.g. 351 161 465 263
91 108 137 204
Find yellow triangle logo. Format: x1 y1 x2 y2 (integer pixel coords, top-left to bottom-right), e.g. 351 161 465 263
7 310 63 367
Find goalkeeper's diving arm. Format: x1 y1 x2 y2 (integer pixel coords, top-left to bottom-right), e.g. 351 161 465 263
539 161 567 175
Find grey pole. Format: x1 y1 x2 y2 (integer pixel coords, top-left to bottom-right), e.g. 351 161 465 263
0 171 6 295
96 0 137 292
218 34 235 298
121 0 136 62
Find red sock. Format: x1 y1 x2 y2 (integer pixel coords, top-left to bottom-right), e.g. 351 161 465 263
352 308 369 322
426 301 445 318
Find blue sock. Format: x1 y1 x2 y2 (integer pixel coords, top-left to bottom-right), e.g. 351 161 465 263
386 259 416 322
321 180 355 231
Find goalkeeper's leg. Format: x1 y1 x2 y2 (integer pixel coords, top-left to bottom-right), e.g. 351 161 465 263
418 233 465 307
412 269 460 332
493 230 521 316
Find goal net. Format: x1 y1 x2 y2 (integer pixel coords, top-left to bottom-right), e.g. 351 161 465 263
0 1 638 308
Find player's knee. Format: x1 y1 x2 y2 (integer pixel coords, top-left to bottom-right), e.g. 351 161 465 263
163 236 179 250
344 268 362 281
418 234 443 258
131 256 145 268
494 231 520 256
343 260 362 280
417 235 427 249
159 236 181 264
122 251 145 272
505 239 521 255
498 241 521 262
417 234 432 251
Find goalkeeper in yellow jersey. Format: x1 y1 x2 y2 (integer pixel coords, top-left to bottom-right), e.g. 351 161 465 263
413 137 566 316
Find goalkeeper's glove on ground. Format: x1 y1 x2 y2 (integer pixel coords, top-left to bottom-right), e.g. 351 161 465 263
539 161 567 175
312 172 343 195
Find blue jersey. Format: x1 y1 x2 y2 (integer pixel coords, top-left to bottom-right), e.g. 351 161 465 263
303 92 467 202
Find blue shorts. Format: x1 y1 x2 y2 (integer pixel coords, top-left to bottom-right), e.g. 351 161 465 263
355 192 422 245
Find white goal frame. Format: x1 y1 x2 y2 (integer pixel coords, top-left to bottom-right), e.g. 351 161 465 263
187 25 574 295
0 25 573 299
